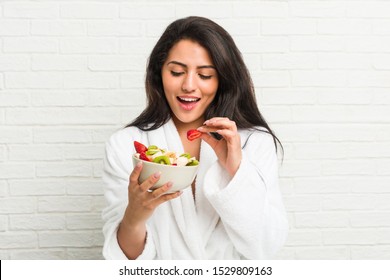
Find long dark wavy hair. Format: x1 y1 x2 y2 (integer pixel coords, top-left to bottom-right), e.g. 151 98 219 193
127 16 282 153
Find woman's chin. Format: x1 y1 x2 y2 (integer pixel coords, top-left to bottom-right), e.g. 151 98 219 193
172 113 204 127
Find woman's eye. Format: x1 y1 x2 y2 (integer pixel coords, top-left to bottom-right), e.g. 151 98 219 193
170 71 183 77
199 74 212 80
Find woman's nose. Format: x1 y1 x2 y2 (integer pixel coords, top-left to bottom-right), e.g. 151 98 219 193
181 73 196 93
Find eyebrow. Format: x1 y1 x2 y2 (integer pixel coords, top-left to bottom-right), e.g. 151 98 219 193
167 60 216 69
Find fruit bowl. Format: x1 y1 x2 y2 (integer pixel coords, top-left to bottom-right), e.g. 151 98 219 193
132 155 199 193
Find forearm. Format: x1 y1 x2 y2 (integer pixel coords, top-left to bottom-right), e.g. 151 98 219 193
117 219 147 260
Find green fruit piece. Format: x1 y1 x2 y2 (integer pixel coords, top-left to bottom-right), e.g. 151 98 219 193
153 155 171 165
146 149 159 155
186 159 199 166
179 153 191 159
148 145 158 150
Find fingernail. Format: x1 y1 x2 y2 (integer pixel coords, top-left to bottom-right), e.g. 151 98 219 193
153 171 161 178
136 161 142 168
167 182 173 188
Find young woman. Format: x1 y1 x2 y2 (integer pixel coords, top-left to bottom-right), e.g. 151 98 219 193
102 16 288 260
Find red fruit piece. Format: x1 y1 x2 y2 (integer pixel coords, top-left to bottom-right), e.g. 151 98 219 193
139 152 151 162
187 129 202 141
134 141 147 153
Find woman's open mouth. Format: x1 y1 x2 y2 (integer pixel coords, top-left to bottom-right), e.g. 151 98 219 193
177 96 201 111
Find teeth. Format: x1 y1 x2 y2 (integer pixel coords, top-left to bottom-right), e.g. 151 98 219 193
178 97 199 102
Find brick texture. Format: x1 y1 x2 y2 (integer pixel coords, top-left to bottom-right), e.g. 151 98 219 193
0 0 389 260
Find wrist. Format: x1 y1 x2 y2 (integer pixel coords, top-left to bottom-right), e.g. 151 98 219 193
122 209 146 231
227 155 242 177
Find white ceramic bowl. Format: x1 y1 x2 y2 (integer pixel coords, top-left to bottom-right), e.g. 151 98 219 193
132 155 199 193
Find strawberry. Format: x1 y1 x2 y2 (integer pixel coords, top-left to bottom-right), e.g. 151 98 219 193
134 141 147 153
187 129 202 141
139 152 151 162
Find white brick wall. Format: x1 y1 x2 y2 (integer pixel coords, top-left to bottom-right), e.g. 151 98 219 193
0 0 389 260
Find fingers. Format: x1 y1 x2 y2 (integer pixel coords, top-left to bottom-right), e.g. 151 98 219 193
199 118 237 134
203 117 236 128
199 131 220 149
153 187 181 200
148 181 173 199
130 165 181 201
147 182 182 208
139 171 162 192
129 161 162 192
129 162 164 198
154 190 182 204
129 161 143 186
198 117 239 144
213 128 236 140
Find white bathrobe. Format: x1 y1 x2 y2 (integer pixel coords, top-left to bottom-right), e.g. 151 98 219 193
102 119 288 260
